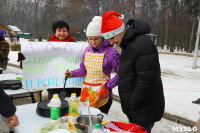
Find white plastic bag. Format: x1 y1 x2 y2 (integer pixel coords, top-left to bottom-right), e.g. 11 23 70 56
37 123 68 133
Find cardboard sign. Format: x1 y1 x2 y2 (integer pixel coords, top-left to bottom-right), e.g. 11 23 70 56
21 41 88 89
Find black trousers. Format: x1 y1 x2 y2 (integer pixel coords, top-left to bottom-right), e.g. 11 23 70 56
98 98 113 114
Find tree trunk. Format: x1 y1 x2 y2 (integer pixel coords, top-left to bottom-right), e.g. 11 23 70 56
189 17 196 53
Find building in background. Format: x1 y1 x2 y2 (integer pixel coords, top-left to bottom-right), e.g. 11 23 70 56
7 25 22 35
0 24 11 37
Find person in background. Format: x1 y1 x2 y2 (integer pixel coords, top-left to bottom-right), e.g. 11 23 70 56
0 30 10 74
17 21 76 67
17 21 76 99
65 16 120 114
101 11 165 133
0 86 19 130
17 34 19 44
50 20 75 42
47 21 76 98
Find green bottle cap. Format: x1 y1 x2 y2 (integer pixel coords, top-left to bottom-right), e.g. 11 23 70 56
94 123 101 129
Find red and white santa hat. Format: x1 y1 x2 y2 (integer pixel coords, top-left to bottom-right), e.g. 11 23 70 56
101 11 125 39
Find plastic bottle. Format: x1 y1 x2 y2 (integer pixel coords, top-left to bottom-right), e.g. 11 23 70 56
68 93 79 129
49 94 62 124
91 123 103 133
41 84 48 101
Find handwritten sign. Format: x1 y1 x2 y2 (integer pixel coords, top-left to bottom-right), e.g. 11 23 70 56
21 41 88 89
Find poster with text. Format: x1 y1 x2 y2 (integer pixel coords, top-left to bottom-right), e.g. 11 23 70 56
21 41 88 89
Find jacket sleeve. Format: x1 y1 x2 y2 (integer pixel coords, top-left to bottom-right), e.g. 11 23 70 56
0 87 16 118
105 50 120 89
71 48 87 77
0 41 10 59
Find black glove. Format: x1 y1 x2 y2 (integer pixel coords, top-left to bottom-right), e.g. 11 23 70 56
17 52 25 62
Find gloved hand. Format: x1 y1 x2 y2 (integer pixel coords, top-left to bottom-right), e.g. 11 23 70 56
17 52 25 62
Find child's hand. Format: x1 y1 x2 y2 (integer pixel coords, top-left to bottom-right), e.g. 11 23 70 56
64 71 73 78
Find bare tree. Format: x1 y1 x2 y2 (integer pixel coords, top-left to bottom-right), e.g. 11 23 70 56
0 0 199 49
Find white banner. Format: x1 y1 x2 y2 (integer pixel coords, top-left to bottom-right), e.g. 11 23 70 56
21 41 88 89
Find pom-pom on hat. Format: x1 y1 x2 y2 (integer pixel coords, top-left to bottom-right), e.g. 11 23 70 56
101 11 125 39
0 30 4 37
86 16 102 37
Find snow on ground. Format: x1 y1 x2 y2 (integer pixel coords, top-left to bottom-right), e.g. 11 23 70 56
160 54 200 122
8 51 19 65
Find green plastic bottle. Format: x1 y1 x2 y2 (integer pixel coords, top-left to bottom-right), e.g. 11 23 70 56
91 123 103 133
49 94 61 124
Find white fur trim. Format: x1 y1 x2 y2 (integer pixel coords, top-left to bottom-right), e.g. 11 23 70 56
102 23 125 39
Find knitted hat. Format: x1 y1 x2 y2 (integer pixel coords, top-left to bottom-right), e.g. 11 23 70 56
86 16 102 37
0 30 4 37
101 11 125 39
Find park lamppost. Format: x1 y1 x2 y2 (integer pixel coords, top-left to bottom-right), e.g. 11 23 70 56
193 16 200 69
77 29 86 41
